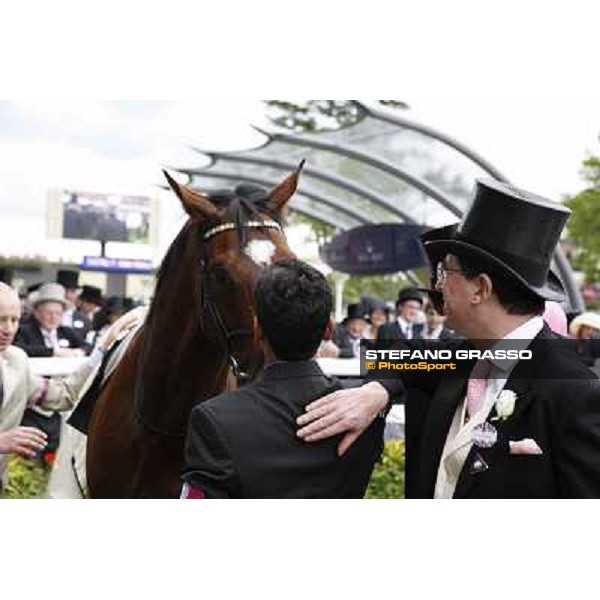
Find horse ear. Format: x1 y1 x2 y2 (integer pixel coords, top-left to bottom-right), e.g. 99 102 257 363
269 160 305 210
163 170 222 222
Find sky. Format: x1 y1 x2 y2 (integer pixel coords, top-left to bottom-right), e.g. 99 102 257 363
0 96 598 265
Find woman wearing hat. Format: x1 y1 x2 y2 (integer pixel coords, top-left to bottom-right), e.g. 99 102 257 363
297 178 600 498
569 312 600 368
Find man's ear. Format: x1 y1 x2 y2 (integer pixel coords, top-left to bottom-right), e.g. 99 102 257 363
323 317 335 341
473 273 493 304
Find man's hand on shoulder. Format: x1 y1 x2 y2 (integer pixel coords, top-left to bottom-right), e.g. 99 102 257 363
296 381 389 456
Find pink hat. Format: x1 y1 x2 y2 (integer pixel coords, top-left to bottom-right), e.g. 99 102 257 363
543 301 567 336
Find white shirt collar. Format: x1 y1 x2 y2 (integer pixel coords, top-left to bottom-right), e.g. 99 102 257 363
396 316 411 331
488 315 544 373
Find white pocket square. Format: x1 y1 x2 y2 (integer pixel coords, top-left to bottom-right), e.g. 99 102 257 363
509 438 543 455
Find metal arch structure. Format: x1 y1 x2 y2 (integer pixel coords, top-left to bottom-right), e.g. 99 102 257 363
190 152 415 223
176 102 583 312
249 127 463 218
356 101 582 312
355 101 511 183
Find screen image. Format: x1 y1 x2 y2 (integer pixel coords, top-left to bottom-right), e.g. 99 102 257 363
60 189 152 243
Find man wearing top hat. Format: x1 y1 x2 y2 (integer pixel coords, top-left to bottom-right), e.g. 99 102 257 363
14 283 90 358
76 285 104 323
57 269 92 343
333 304 370 358
377 288 424 341
296 179 600 498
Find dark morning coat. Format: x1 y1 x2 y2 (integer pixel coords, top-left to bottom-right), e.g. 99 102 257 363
182 360 385 498
14 321 89 357
376 325 600 498
377 321 424 341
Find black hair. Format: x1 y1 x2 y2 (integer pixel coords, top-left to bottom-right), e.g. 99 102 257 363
255 259 332 360
455 253 545 316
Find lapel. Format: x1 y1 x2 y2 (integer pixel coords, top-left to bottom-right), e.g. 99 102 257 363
452 328 552 498
30 323 46 347
394 321 405 340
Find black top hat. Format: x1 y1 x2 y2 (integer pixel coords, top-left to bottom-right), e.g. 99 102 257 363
421 179 569 301
104 296 135 312
79 285 104 305
56 269 79 290
397 287 424 306
0 267 14 285
342 303 369 324
26 282 44 294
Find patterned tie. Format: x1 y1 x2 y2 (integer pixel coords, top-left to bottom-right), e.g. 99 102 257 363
466 359 493 420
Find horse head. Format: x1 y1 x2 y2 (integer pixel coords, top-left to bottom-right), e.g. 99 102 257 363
162 163 302 383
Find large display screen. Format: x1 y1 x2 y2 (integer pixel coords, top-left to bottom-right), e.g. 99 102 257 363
59 189 152 243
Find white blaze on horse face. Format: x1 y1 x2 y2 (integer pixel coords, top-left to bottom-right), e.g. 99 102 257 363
245 239 277 266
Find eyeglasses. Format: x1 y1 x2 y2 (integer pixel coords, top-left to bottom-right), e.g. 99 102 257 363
435 262 465 289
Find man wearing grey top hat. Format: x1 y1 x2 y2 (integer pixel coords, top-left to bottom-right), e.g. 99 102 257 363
14 283 90 358
297 179 600 498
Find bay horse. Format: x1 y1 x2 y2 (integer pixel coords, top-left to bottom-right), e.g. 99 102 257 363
85 166 301 498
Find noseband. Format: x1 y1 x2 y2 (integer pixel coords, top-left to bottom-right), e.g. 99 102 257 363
201 219 282 384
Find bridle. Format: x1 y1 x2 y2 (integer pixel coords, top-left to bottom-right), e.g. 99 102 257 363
132 217 284 439
200 219 282 384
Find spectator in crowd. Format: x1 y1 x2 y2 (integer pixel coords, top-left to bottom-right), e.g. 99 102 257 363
569 312 600 369
76 285 104 322
422 304 456 340
377 287 424 340
181 259 385 498
87 296 135 347
14 284 89 358
332 304 369 358
0 282 136 490
363 300 390 340
57 269 92 343
14 283 91 463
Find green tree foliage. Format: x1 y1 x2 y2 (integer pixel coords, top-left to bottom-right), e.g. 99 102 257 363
564 155 600 283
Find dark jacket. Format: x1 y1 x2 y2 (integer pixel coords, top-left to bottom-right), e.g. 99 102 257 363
14 320 89 357
68 309 93 344
332 325 361 358
182 360 385 498
375 325 600 498
377 321 424 341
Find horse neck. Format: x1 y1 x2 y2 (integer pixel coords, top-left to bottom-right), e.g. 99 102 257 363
135 233 229 435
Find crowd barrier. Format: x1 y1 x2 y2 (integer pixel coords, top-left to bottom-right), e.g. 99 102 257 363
30 356 404 438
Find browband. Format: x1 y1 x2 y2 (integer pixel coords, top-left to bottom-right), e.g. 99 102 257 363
203 220 282 241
